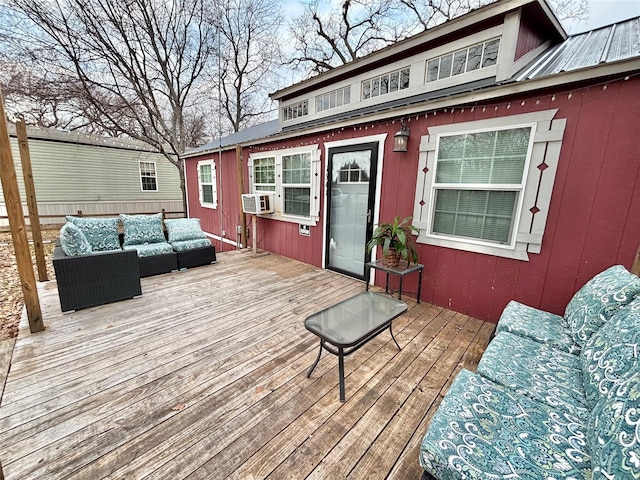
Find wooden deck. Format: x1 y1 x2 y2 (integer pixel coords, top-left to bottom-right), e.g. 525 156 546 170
0 250 494 479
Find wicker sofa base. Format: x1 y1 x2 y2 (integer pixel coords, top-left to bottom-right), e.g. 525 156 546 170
139 252 178 278
53 246 142 312
176 245 216 270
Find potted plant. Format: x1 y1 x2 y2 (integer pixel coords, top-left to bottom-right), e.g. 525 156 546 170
367 215 419 267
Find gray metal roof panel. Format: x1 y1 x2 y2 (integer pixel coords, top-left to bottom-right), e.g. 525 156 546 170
185 120 280 156
516 17 640 81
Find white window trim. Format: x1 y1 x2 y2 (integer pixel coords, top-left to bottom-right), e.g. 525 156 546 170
413 109 566 261
197 159 218 209
139 160 158 192
248 145 320 225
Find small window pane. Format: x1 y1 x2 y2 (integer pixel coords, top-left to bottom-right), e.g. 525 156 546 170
390 71 399 91
452 50 467 76
362 80 371 99
343 86 350 104
482 39 500 67
400 68 410 89
467 45 482 71
439 54 453 79
284 187 310 217
202 185 214 204
372 78 380 97
427 59 439 82
380 74 389 95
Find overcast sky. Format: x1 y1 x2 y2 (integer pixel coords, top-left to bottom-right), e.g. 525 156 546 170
564 0 640 33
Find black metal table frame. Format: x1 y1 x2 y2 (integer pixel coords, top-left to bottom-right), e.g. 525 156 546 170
365 260 424 303
306 310 403 403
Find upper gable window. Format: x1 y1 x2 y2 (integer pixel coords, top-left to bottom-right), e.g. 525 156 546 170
317 86 351 112
362 67 410 100
426 38 500 82
282 100 308 121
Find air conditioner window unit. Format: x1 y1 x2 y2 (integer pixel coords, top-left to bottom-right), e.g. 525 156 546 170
242 193 275 214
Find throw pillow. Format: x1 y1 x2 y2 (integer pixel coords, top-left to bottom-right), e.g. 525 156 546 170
120 213 165 246
66 216 120 251
164 218 207 243
564 265 640 347
59 222 92 256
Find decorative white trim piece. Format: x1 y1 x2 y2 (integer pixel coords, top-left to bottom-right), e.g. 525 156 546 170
197 159 218 209
413 109 565 261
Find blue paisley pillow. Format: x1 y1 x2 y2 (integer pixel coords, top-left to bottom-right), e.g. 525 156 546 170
581 299 640 407
120 213 165 246
66 216 120 251
59 222 92 256
164 218 206 243
564 265 640 347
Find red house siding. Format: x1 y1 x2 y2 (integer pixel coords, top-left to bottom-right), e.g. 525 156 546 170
186 76 640 323
515 14 547 60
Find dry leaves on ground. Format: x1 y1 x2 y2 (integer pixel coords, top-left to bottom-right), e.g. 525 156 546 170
0 229 58 340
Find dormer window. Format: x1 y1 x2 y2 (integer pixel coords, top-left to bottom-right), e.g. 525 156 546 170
282 100 308 121
426 38 500 82
362 67 410 100
317 86 351 112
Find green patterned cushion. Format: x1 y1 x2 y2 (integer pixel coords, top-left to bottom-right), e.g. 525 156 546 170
66 216 120 251
170 238 211 252
477 332 589 418
123 242 173 257
59 222 92 256
120 213 165 246
419 369 591 480
164 218 206 243
565 265 640 348
581 299 640 408
495 300 578 353
588 371 640 479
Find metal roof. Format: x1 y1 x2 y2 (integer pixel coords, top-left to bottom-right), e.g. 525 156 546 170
515 16 640 81
184 120 280 157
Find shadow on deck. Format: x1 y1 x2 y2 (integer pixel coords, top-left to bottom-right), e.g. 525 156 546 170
0 250 494 479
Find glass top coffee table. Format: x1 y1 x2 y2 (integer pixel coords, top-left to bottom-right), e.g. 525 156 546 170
304 291 408 402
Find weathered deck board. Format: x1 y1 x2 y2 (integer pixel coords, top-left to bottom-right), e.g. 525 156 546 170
0 250 493 479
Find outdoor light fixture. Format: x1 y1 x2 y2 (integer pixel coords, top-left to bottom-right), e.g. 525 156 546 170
393 122 410 152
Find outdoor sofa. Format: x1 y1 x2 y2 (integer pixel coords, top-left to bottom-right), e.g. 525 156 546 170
419 264 640 480
53 214 216 312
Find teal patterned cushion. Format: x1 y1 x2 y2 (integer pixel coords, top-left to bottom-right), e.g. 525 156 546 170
59 222 92 256
495 300 579 354
120 213 165 246
581 299 640 408
588 371 640 479
477 332 589 418
66 216 120 251
419 369 591 480
123 242 173 257
565 265 640 348
170 238 211 252
164 218 206 243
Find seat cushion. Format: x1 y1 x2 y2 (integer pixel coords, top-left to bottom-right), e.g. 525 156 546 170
581 298 640 408
59 222 92 256
495 300 578 354
123 242 173 257
477 332 589 418
565 265 640 348
419 369 591 480
587 370 640 479
164 218 207 243
170 238 212 252
66 216 120 252
120 213 165 246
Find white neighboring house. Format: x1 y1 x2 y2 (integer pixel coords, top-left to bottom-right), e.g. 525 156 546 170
1 124 183 226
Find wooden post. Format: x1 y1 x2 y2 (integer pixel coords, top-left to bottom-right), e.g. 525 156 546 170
16 120 48 281
236 144 247 248
0 88 44 333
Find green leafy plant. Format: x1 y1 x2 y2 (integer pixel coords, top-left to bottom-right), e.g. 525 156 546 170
367 215 419 264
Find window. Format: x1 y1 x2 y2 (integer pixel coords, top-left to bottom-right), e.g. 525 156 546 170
248 146 321 224
316 86 351 112
282 100 308 121
139 161 157 191
426 38 500 82
338 160 370 183
413 110 566 260
362 67 410 100
198 160 217 208
254 157 276 192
